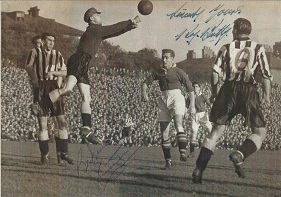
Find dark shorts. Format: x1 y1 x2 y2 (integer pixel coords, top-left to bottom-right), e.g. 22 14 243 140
210 81 265 128
66 52 92 85
38 80 65 117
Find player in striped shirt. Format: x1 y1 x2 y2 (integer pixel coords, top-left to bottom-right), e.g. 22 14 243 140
28 35 63 163
26 32 73 165
192 18 272 184
28 35 42 103
142 49 196 169
122 113 134 137
121 113 135 147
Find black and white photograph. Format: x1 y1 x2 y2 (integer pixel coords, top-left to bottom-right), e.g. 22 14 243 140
1 0 281 196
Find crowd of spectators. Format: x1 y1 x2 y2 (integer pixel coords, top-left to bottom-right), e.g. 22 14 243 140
1 58 281 151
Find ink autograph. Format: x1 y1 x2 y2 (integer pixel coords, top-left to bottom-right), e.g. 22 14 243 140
175 19 231 46
76 142 141 181
167 3 245 45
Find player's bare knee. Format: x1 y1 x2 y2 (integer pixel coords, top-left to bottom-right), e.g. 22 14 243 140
175 125 184 133
191 131 198 140
58 129 68 139
38 129 49 140
206 122 213 132
161 131 170 141
81 94 91 103
207 124 225 140
61 88 73 96
191 125 198 132
174 116 183 128
252 127 267 141
202 137 216 152
58 119 67 128
38 129 48 135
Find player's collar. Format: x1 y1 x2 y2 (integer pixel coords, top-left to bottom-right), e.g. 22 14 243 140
233 37 250 41
88 23 102 27
160 63 176 71
41 46 52 54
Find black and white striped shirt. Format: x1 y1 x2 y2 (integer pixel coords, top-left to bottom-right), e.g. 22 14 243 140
213 37 272 84
26 47 66 81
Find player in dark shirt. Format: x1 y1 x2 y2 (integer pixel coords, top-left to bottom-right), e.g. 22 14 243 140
142 49 196 169
32 7 141 143
187 82 212 158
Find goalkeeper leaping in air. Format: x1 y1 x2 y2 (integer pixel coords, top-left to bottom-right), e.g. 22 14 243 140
31 7 141 143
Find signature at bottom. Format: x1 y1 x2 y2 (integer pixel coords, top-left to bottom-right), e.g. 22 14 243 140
76 142 141 188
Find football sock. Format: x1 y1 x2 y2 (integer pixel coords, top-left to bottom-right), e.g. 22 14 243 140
177 132 187 154
81 113 91 128
198 140 202 148
59 138 68 154
55 137 61 153
196 147 213 170
33 87 39 103
190 143 196 154
162 148 171 160
162 138 171 160
238 139 257 160
38 140 49 156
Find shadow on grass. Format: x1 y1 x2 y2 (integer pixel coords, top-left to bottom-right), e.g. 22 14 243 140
2 153 39 159
3 167 281 193
3 168 239 197
207 164 281 176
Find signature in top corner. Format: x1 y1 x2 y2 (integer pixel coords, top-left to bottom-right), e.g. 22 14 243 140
167 2 205 22
166 3 244 23
175 19 232 46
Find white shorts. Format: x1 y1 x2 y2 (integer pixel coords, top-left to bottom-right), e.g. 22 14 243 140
157 89 185 122
194 112 209 125
191 111 212 142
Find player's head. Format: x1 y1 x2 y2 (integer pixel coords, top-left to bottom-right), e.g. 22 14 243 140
162 49 175 69
32 35 42 48
84 7 102 25
41 32 55 51
232 18 252 37
192 82 201 94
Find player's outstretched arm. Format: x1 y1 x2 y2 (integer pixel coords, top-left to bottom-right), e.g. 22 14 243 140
131 15 141 26
25 49 39 87
258 46 272 106
261 77 271 105
211 45 225 102
210 71 219 103
101 16 141 40
189 91 196 115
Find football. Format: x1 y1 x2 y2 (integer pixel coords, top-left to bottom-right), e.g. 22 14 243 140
137 0 153 15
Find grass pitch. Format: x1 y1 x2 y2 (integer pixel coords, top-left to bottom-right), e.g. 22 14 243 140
1 141 281 197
